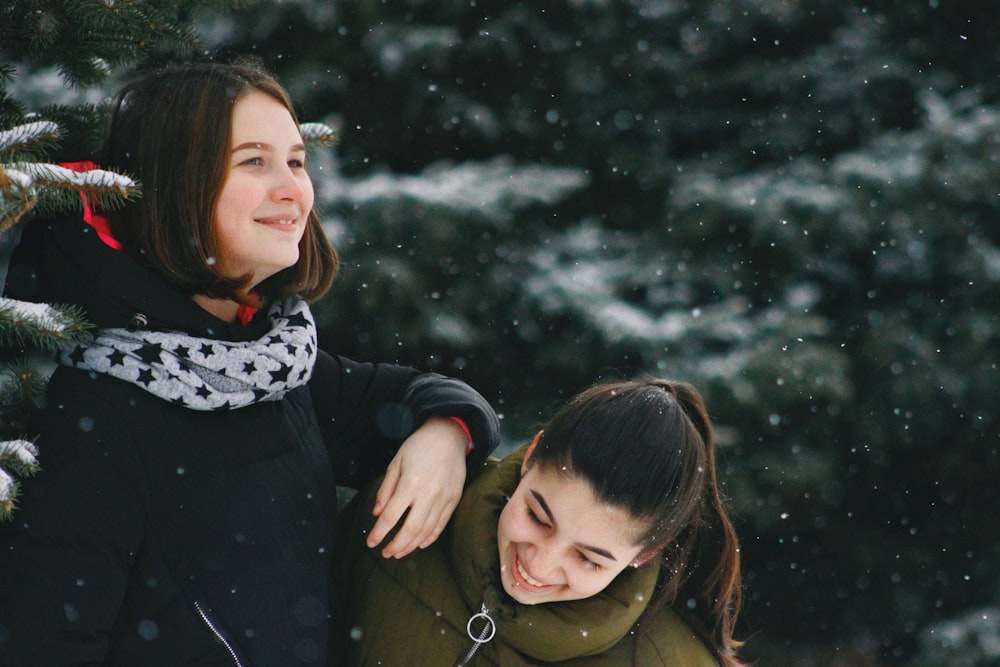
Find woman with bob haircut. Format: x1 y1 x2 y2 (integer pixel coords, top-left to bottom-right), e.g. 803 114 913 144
0 60 499 666
336 378 745 666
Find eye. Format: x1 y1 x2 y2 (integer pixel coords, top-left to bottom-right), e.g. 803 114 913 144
240 156 265 166
526 507 548 528
577 553 601 570
288 157 306 169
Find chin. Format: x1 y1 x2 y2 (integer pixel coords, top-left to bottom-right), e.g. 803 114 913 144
501 572 534 605
507 586 542 605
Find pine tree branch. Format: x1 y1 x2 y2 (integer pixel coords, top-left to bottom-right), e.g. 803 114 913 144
0 164 38 234
0 120 60 157
302 122 339 146
0 440 39 479
0 468 20 521
8 162 138 197
0 439 40 520
0 357 50 421
0 298 92 350
0 119 140 232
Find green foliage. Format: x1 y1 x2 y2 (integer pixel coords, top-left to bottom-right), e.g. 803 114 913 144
0 0 254 516
211 1 999 663
1 0 997 663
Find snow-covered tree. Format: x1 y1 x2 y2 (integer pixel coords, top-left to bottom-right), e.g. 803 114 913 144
214 2 1000 663
0 0 254 516
0 118 140 519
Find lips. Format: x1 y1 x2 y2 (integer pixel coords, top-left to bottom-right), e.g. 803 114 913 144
514 554 552 591
255 215 299 229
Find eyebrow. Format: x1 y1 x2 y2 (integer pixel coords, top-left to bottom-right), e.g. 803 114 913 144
231 141 306 153
530 490 618 562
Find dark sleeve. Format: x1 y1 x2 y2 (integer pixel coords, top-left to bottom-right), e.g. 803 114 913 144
309 351 500 489
400 373 500 468
0 376 146 665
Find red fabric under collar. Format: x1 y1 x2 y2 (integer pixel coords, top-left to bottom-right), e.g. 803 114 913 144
63 161 122 250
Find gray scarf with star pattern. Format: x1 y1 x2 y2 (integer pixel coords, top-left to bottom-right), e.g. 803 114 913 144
58 296 317 411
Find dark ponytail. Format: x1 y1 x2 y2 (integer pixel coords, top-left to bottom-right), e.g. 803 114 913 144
530 378 744 666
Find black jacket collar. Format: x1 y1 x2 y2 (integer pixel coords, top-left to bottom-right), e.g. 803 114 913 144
5 215 267 342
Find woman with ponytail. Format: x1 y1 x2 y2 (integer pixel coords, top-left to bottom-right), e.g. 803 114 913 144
335 378 745 666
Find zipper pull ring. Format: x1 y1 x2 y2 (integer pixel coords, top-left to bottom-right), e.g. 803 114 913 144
454 603 496 667
466 604 496 644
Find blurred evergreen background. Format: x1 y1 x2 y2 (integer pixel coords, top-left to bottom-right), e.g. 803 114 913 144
3 1 998 664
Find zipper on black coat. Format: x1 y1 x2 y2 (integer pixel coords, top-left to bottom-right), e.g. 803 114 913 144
194 600 247 667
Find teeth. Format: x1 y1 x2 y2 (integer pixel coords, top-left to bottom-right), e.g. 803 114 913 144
516 558 547 588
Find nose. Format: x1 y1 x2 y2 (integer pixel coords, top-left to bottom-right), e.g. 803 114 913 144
271 165 309 202
525 541 562 583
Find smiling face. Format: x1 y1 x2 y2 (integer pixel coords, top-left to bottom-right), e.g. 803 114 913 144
496 451 652 605
213 89 313 290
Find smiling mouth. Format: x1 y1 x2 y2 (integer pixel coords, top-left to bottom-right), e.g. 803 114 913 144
256 216 298 226
514 556 551 590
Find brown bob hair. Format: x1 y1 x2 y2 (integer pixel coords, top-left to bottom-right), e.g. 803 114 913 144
101 60 338 305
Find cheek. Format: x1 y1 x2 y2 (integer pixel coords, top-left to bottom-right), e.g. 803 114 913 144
563 568 621 601
215 183 254 223
496 505 516 545
299 175 315 210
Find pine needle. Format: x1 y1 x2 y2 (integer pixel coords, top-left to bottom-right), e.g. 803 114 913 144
302 122 339 147
0 120 60 156
0 298 93 349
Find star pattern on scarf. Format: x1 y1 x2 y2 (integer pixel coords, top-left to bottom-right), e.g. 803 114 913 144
269 365 292 384
68 346 87 365
58 297 318 412
136 368 155 387
135 343 165 364
107 349 127 367
284 311 310 328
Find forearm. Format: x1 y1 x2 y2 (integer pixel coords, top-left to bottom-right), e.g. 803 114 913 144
400 373 500 466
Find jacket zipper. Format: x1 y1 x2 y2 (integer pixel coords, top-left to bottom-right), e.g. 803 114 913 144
194 600 246 667
453 602 497 667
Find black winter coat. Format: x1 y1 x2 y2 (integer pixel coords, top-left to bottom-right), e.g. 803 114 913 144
0 216 499 666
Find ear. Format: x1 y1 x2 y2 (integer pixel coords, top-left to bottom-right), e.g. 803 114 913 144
521 431 543 476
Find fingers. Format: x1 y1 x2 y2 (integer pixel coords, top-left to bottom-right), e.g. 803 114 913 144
369 484 460 558
418 505 455 550
364 415 469 558
371 462 399 518
366 464 400 547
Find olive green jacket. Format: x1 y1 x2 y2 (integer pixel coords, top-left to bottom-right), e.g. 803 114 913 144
334 447 718 666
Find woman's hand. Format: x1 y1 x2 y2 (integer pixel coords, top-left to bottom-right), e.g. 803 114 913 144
367 416 469 558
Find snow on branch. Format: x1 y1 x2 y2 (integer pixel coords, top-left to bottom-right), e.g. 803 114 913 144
301 122 339 146
0 297 91 348
323 156 589 223
0 440 39 475
0 121 60 155
9 162 136 196
0 440 39 520
1 120 139 233
0 468 16 519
